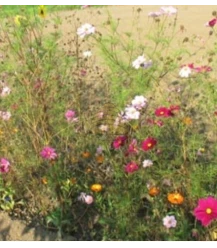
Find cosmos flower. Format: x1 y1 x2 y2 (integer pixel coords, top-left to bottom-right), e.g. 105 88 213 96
124 106 140 120
131 95 148 110
167 192 184 205
155 107 173 117
65 110 78 122
0 111 11 121
179 65 192 78
83 50 92 58
160 6 177 16
77 23 95 39
0 158 10 173
125 162 139 174
163 215 177 229
205 18 217 27
78 192 94 204
40 146 57 160
141 137 157 151
112 135 127 149
142 159 153 168
132 55 152 69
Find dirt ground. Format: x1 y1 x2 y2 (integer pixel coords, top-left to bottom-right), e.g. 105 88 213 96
0 5 217 241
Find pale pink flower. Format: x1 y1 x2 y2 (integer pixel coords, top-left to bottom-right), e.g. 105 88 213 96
131 95 148 110
0 158 10 173
81 5 89 9
77 23 95 39
96 146 103 155
0 86 11 97
132 55 152 69
148 11 163 17
0 111 11 121
124 106 140 120
163 215 177 229
40 146 57 160
78 192 94 205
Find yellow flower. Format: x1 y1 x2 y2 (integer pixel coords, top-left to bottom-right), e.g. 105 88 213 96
90 184 102 192
14 15 26 26
38 5 46 18
13 128 18 133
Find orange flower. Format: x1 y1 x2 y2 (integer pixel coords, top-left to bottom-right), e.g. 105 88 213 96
148 187 160 197
167 192 184 205
90 184 102 192
41 177 48 185
96 155 104 164
183 117 193 125
82 151 91 158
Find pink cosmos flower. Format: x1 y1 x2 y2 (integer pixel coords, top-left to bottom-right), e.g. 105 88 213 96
65 110 78 122
77 23 95 39
112 135 127 149
141 137 157 151
205 18 217 27
148 11 163 17
193 196 217 226
78 192 94 205
0 158 10 173
194 66 212 73
40 146 57 160
163 215 177 229
81 5 89 9
126 139 139 156
125 162 139 174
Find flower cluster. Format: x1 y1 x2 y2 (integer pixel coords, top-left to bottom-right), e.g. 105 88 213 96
179 63 212 78
132 55 152 69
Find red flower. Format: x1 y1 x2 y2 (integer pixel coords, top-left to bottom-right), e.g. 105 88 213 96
155 107 173 117
112 135 127 149
194 196 217 226
141 137 157 151
125 162 139 173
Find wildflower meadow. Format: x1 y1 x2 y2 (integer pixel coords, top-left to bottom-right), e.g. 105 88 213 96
1 5 217 241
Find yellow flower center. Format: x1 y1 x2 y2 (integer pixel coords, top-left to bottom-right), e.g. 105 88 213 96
206 208 212 214
160 111 164 115
147 143 152 147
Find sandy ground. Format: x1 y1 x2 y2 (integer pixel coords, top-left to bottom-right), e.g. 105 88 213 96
1 5 217 241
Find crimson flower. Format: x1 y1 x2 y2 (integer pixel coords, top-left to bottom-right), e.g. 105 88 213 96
155 107 173 117
112 135 127 149
141 137 157 151
194 66 212 73
205 18 217 27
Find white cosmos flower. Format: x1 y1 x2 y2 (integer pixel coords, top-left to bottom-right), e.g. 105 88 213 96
124 106 140 120
77 23 95 39
160 6 177 16
131 95 148 110
83 50 92 58
179 66 192 78
142 159 153 168
132 55 146 69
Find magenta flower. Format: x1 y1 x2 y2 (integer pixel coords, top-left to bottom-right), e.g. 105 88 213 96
40 146 57 160
112 135 127 149
205 18 217 27
126 139 139 156
65 110 78 122
193 196 217 226
125 162 139 174
0 158 10 173
194 66 212 73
